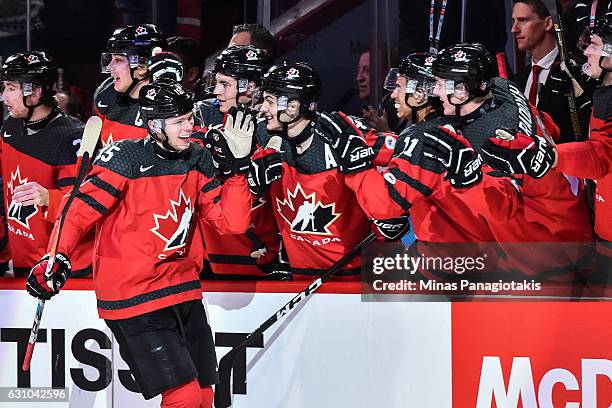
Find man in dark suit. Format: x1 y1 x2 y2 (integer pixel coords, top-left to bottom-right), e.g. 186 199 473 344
511 0 593 143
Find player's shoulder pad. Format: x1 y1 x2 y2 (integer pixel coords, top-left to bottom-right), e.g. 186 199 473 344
194 99 224 127
92 138 143 177
93 77 116 115
254 119 272 147
50 114 86 164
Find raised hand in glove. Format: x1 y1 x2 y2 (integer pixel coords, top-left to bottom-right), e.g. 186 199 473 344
26 253 71 300
223 106 257 158
318 111 375 174
147 52 184 82
480 129 556 178
422 125 482 188
203 126 244 176
247 136 283 197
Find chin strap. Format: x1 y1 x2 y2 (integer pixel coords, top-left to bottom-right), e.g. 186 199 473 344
285 120 313 146
147 124 192 160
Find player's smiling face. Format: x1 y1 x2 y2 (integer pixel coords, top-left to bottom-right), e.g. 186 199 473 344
1 81 35 118
260 92 282 131
433 77 460 116
390 76 411 119
106 54 133 92
163 111 195 151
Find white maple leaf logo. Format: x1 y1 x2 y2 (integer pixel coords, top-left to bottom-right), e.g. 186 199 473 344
276 183 340 236
6 166 39 229
150 188 194 251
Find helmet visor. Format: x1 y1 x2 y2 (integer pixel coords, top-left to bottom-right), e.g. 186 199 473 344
406 76 436 100
100 52 140 73
577 26 612 57
383 68 399 91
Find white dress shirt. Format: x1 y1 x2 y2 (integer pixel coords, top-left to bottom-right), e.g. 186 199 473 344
524 46 559 105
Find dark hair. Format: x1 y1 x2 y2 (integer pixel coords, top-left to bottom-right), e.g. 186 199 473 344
167 36 204 73
513 0 551 19
231 24 277 60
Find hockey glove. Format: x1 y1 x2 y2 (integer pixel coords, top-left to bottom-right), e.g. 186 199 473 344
422 125 482 188
247 136 283 197
318 111 375 174
250 239 292 280
204 126 250 176
371 216 411 241
480 129 556 179
147 52 184 82
223 106 257 158
26 253 71 300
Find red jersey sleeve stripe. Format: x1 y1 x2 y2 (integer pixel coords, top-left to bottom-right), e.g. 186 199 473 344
88 176 122 198
387 167 433 197
76 193 108 216
57 177 77 187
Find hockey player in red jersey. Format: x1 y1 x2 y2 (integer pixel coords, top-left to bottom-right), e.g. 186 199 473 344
94 24 166 146
318 52 500 244
25 78 253 408
481 16 612 253
194 45 287 278
0 51 93 277
243 62 408 280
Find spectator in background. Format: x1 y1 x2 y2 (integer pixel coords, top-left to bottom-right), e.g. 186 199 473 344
55 91 84 121
356 47 404 133
168 36 204 92
511 0 593 143
229 23 278 60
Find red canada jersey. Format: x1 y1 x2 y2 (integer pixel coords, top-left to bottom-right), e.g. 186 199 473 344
0 112 93 275
55 138 252 319
193 101 281 277
556 86 612 241
94 77 148 146
260 119 372 279
345 115 503 242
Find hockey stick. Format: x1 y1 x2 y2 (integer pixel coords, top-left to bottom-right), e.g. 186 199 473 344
214 232 376 408
542 0 584 141
22 116 102 371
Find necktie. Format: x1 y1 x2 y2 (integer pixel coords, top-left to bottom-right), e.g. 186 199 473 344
528 64 543 106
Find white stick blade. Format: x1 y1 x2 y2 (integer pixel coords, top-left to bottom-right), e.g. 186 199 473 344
77 116 103 157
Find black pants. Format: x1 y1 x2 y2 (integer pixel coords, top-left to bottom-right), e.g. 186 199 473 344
106 300 218 399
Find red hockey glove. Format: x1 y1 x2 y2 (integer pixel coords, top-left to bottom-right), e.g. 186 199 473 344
481 129 556 178
422 125 482 188
247 136 283 197
371 216 411 241
26 253 71 300
318 111 375 174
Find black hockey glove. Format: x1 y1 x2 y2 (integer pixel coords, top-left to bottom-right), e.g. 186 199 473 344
481 129 556 178
247 136 283 197
422 125 482 188
371 216 411 241
318 111 375 174
26 253 71 300
147 52 184 82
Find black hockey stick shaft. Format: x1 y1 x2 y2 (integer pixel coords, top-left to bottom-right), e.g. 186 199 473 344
543 0 583 141
214 232 376 408
22 152 91 371
23 116 102 371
